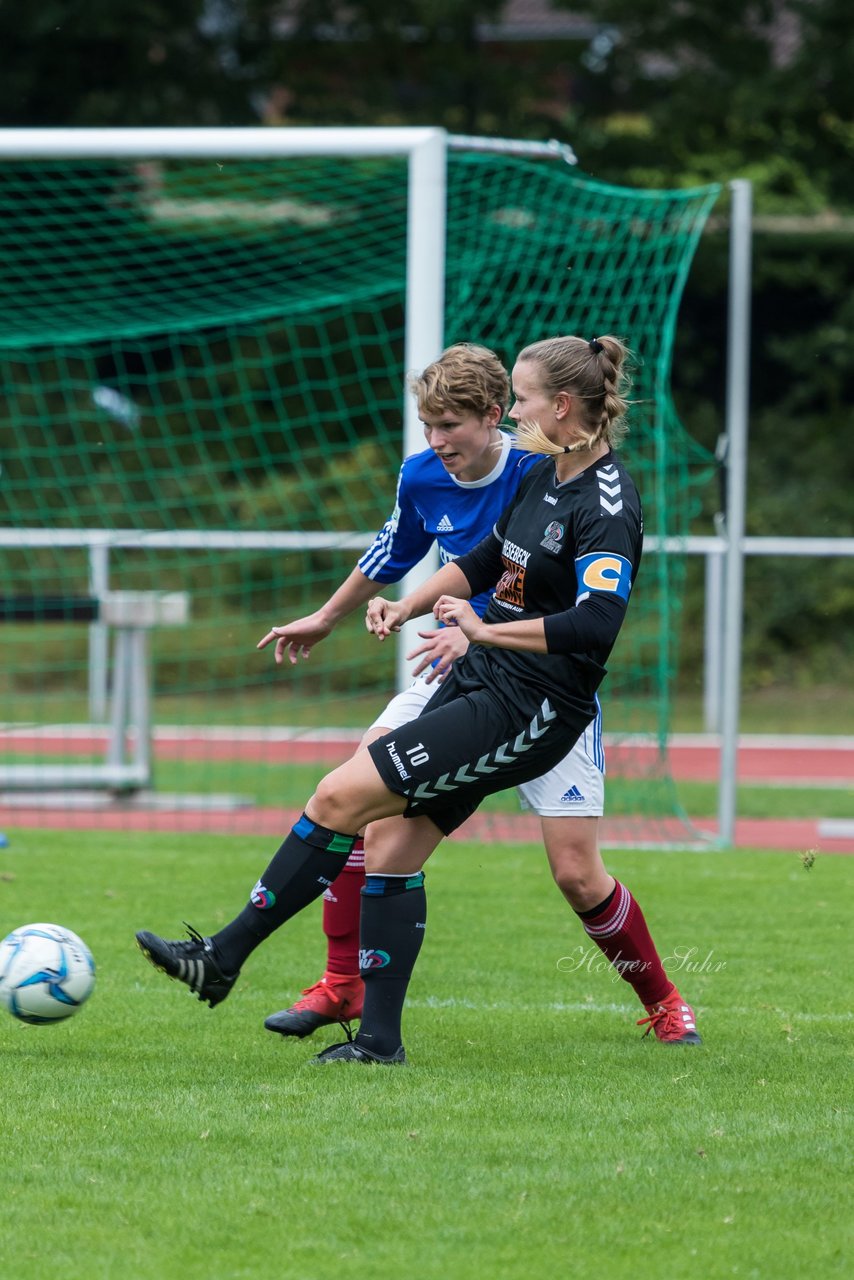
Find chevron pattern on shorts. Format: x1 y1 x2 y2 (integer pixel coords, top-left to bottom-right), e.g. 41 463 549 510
411 699 558 802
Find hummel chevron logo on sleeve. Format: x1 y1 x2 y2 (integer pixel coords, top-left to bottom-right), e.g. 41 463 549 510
596 464 623 515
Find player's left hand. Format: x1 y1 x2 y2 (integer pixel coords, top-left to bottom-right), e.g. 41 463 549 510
433 595 482 641
365 595 409 640
407 626 470 683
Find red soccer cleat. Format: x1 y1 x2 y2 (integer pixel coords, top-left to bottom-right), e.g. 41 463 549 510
638 987 702 1044
263 972 364 1039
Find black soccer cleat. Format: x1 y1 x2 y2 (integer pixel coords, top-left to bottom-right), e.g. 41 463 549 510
310 1040 407 1065
135 924 238 1008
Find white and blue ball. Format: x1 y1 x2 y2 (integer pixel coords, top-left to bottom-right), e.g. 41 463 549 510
0 923 95 1024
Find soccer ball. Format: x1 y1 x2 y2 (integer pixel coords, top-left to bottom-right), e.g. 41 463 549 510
0 922 96 1024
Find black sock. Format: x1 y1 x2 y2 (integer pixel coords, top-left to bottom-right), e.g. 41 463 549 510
577 883 617 919
210 814 358 973
355 873 427 1057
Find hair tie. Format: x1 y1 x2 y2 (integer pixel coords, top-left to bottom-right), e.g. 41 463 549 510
588 338 604 355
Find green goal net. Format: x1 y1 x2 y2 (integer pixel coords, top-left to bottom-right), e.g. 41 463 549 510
0 132 720 846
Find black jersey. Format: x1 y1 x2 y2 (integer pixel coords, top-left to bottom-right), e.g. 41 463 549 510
452 451 643 717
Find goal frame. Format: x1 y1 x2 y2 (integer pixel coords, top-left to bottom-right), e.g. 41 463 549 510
0 129 753 847
0 126 449 687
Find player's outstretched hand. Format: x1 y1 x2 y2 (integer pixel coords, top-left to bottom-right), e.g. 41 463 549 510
407 627 470 683
433 595 482 641
365 596 408 641
257 612 333 665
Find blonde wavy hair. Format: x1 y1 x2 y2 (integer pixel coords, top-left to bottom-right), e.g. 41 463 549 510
511 335 632 456
408 343 510 419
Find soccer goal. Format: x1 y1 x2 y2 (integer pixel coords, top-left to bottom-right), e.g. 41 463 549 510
0 127 723 846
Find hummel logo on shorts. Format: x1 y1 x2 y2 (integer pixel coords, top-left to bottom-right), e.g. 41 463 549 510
560 785 585 803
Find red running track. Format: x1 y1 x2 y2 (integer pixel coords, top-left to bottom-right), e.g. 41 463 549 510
2 729 853 783
0 803 851 854
1 731 851 852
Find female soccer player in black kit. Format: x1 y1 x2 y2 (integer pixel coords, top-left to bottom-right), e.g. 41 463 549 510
137 335 700 1060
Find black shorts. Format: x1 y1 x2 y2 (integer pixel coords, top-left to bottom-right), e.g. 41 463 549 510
368 673 595 836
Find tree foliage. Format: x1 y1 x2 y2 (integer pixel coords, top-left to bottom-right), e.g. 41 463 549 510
563 0 854 211
0 0 851 686
0 0 246 126
3 1 851 211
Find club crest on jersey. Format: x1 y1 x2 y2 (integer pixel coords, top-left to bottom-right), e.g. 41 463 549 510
541 520 565 554
574 552 633 602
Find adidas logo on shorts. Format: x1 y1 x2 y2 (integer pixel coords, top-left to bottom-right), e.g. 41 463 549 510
560 785 585 804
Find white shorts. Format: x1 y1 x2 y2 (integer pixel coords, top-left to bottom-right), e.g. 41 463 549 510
368 675 605 818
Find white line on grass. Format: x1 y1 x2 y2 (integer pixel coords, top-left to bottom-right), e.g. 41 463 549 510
408 995 853 1023
130 984 851 1023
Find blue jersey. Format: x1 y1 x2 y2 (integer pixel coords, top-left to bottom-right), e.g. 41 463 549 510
358 433 538 617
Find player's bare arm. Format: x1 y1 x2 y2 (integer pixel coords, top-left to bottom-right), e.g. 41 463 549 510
365 562 473 641
258 566 379 665
434 594 548 652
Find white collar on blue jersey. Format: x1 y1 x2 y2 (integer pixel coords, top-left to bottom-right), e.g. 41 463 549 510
452 430 514 490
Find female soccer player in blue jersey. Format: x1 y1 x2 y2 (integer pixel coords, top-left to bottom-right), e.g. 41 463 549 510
137 337 700 1055
256 344 610 1041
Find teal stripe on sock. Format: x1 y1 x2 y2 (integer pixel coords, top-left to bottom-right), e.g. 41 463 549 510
291 813 356 856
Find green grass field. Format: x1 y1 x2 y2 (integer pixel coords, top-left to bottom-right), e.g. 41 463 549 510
1 829 851 1280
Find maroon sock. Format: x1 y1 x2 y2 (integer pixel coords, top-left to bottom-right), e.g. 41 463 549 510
578 880 673 1007
322 838 365 977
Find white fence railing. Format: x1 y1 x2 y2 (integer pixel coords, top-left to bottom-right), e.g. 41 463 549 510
1 529 851 843
0 589 189 792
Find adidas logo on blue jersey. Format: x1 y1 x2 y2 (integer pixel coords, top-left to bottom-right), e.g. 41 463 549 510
560 785 585 804
436 514 454 532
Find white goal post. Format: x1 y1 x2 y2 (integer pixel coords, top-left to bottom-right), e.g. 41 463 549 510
0 125 449 690
0 127 754 848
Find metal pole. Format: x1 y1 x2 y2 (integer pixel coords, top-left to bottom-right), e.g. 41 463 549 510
129 629 152 787
718 180 753 845
448 134 578 166
0 126 447 159
88 544 110 722
396 129 447 692
107 630 131 771
703 547 725 732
